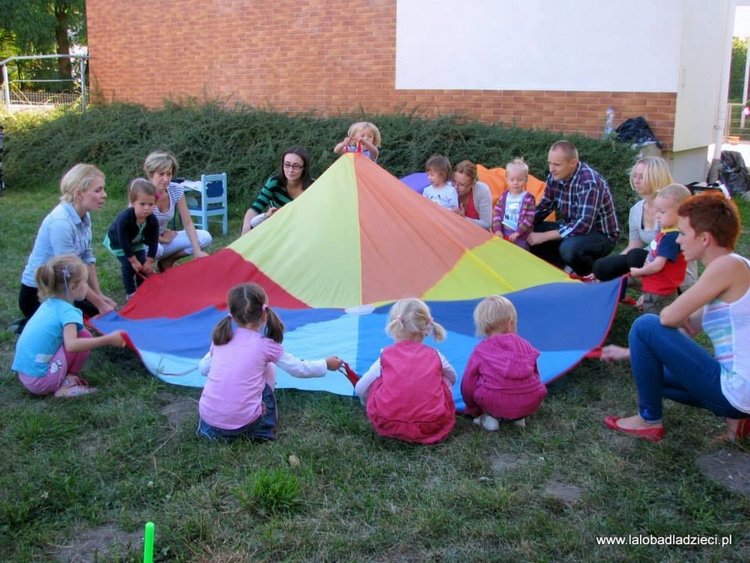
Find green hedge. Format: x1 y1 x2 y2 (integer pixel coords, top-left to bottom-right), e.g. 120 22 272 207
2 102 639 224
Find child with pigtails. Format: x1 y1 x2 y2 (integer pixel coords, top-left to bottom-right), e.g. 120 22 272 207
197 282 342 441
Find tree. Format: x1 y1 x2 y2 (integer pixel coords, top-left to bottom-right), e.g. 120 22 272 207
729 36 748 103
0 0 86 80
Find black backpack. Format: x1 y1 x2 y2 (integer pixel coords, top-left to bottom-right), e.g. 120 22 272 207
615 117 662 148
718 150 750 196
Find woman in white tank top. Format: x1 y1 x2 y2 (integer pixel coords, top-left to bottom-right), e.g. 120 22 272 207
605 192 750 443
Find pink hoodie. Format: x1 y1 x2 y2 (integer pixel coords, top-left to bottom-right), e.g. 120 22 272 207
461 333 547 420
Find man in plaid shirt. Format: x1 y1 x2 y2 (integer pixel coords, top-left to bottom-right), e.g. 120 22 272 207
527 140 620 278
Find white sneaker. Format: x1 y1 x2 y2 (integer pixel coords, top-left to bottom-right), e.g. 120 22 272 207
513 418 527 428
473 414 499 432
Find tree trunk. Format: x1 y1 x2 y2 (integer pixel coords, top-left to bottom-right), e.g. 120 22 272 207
54 2 72 79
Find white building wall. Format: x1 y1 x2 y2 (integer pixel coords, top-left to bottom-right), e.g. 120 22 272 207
397 0 746 184
673 0 731 153
396 0 680 92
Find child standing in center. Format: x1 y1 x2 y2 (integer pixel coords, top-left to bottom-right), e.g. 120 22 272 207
461 295 546 431
629 183 692 313
355 298 456 444
104 178 159 300
197 283 343 441
492 158 536 249
422 155 458 211
333 121 381 162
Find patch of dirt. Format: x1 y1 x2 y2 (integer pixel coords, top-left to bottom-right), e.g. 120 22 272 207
80 433 104 457
488 451 527 473
543 479 583 505
49 524 142 562
160 397 197 428
696 448 750 497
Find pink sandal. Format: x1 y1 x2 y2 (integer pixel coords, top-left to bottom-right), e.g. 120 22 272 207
54 375 97 398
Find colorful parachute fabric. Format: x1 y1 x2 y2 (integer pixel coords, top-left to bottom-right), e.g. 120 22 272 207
93 153 621 411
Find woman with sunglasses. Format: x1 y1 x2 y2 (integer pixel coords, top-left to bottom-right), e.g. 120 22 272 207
241 146 313 234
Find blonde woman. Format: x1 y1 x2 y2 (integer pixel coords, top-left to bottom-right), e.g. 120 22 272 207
18 164 117 327
593 156 671 281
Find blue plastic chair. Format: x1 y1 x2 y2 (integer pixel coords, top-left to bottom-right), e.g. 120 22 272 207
187 172 228 235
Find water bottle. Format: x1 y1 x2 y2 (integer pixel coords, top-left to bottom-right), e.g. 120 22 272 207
604 106 615 137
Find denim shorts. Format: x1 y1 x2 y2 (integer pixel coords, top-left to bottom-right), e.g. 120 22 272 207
197 384 278 442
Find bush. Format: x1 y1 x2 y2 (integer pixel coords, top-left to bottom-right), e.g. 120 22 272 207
2 102 639 224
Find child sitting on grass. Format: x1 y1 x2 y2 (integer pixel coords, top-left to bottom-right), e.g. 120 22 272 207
629 183 692 313
354 298 456 444
197 283 342 441
11 254 126 397
333 121 381 162
461 295 546 430
103 178 159 300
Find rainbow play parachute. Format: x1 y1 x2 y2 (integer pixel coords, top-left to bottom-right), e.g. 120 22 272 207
92 153 621 410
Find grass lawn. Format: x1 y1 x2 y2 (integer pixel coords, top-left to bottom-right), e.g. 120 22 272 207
1 115 749 561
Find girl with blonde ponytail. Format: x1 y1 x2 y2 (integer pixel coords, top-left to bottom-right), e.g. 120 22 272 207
355 298 456 444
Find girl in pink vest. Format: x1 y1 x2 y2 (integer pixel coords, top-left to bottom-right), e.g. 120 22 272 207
461 295 547 431
355 298 456 444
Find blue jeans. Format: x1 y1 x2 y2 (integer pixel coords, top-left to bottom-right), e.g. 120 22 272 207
628 314 749 422
530 222 615 276
197 384 278 441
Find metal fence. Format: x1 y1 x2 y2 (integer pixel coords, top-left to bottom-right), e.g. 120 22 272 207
725 102 750 141
1 53 88 113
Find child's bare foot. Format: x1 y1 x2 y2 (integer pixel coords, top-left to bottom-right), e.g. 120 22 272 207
600 345 630 362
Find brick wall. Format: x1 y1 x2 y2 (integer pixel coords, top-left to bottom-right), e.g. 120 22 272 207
86 0 676 148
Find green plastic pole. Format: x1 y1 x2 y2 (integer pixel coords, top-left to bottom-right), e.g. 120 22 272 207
143 521 155 563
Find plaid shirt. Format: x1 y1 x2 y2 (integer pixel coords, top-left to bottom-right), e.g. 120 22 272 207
534 161 620 243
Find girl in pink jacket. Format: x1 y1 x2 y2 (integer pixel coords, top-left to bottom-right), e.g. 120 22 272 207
355 298 456 444
461 295 547 431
